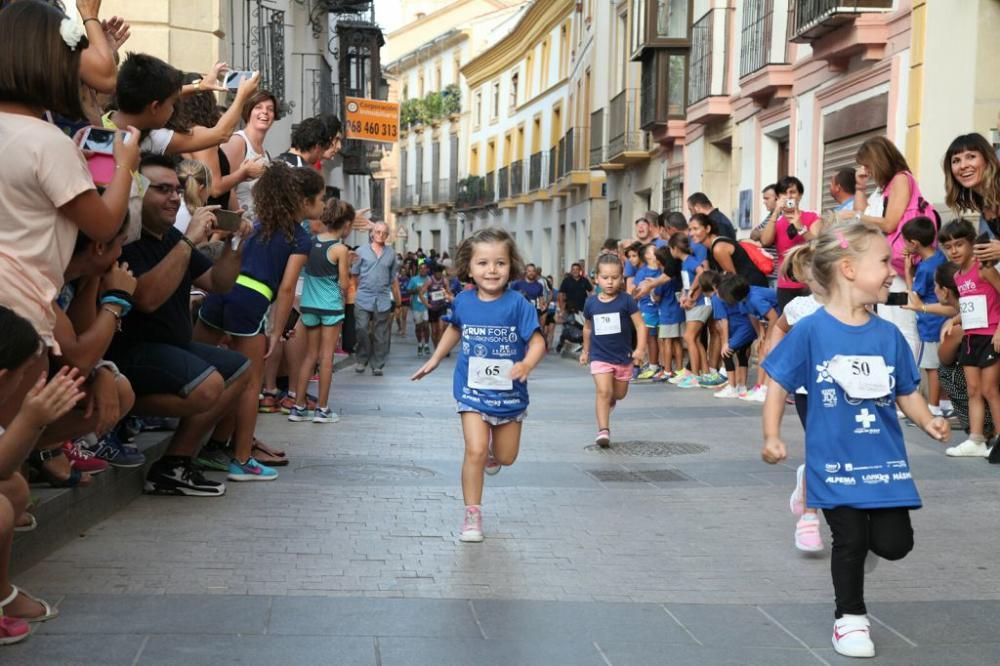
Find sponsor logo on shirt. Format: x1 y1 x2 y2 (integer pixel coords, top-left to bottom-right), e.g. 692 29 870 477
862 473 890 485
821 388 838 408
853 408 880 435
825 476 857 486
825 463 841 473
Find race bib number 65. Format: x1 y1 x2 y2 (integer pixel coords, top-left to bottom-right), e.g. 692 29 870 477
468 357 513 390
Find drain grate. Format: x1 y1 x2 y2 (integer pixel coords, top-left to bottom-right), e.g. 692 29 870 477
584 440 709 457
586 468 692 483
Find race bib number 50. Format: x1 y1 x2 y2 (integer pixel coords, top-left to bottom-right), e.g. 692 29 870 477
468 357 513 390
827 355 891 399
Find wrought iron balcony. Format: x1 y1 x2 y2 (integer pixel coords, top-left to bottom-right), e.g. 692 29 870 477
607 89 648 164
687 8 732 123
405 184 416 207
485 170 496 202
791 0 893 43
548 146 558 185
432 177 454 205
419 181 432 207
590 109 604 167
740 0 790 78
511 160 525 198
497 166 510 201
528 152 543 191
455 175 493 210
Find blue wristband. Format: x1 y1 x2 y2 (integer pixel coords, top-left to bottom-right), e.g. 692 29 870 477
99 295 132 317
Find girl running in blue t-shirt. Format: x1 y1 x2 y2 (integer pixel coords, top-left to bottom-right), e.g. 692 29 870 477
761 222 949 658
580 254 646 448
411 228 545 543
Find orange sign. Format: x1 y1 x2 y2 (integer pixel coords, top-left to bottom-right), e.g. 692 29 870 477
344 97 400 143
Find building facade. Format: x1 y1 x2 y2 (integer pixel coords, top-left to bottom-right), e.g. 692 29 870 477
384 0 529 256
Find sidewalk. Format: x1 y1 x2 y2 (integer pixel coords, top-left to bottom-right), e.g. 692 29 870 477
7 330 1000 664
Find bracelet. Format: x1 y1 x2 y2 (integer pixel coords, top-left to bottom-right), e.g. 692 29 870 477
99 295 133 316
101 289 133 302
83 17 101 25
180 236 197 251
102 305 123 330
92 360 122 379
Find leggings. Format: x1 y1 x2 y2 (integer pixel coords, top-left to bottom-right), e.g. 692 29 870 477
722 344 751 372
822 506 914 618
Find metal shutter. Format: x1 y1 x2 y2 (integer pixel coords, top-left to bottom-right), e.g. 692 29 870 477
820 127 885 213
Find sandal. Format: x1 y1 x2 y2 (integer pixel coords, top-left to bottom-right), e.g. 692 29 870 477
13 514 36 533
258 390 281 414
0 585 58 623
27 449 88 488
0 616 30 646
251 439 288 467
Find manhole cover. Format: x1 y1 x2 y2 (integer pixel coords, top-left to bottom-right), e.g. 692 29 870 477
586 468 692 483
584 440 709 457
294 462 436 482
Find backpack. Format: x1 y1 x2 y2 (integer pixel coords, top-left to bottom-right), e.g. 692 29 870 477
883 171 941 274
739 241 775 276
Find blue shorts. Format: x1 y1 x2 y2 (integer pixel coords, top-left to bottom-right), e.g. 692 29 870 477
456 403 526 426
199 285 270 336
641 311 659 329
111 341 250 398
301 312 345 327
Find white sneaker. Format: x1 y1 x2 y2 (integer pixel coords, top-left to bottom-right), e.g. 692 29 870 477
945 438 989 457
748 385 768 402
484 437 501 476
832 615 875 658
713 385 740 399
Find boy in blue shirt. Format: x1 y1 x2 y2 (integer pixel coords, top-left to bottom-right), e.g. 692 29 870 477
653 246 685 380
742 285 779 402
903 216 951 416
704 273 756 399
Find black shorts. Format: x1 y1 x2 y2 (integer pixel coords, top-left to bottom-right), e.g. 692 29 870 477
428 308 446 323
723 344 752 372
959 334 999 368
112 341 250 398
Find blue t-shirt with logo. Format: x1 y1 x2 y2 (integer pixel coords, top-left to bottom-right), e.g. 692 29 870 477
634 266 662 316
762 308 922 510
406 276 428 312
450 289 540 417
654 278 684 325
583 292 639 365
912 249 948 342
624 261 638 279
746 286 778 320
712 295 755 349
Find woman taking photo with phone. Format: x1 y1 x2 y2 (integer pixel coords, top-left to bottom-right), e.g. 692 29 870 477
756 175 821 310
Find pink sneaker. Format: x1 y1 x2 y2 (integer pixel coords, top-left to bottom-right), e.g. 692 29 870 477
789 464 805 516
485 443 501 476
460 506 483 542
795 514 824 552
0 615 30 646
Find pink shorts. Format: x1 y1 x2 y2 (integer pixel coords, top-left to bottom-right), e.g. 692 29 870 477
590 361 633 382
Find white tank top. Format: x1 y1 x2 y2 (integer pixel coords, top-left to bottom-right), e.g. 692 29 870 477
234 130 270 218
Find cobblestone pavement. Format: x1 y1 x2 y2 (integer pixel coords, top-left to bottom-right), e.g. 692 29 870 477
9 332 1000 664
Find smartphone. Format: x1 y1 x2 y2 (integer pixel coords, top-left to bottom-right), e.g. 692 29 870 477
214 209 243 232
224 70 254 91
282 308 300 338
885 292 909 306
80 127 125 155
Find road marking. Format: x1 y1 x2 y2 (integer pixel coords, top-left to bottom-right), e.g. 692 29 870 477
468 599 488 639
755 606 831 666
592 640 614 666
869 612 918 647
660 604 703 646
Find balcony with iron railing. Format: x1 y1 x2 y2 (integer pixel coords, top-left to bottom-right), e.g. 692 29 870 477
405 184 417 208
590 109 604 167
687 8 731 124
485 170 496 202
419 181 432 208
391 187 401 211
548 145 558 186
606 89 649 165
431 177 454 205
791 0 894 43
528 152 543 191
497 166 510 201
511 159 525 198
739 0 794 106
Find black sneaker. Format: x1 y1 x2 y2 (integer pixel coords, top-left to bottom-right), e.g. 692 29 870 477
989 439 1000 464
144 458 226 497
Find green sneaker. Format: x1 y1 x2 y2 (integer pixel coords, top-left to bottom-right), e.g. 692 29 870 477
699 371 726 387
636 365 659 380
194 444 230 472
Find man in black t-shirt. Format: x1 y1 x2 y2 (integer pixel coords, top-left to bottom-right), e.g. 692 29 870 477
558 262 593 314
110 155 251 498
274 116 329 168
687 192 737 240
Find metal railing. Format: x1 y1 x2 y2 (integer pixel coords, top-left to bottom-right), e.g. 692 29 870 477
419 181 431 206
390 187 401 210
740 0 777 78
557 136 567 178
608 89 646 158
432 177 454 204
529 151 543 191
497 166 510 200
455 175 493 209
590 109 604 167
565 127 587 173
405 184 416 207
793 0 893 37
548 145 558 185
511 159 525 197
688 11 714 104
485 170 496 202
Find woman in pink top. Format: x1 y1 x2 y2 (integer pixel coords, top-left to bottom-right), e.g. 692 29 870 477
758 176 820 310
0 2 139 424
939 219 1000 458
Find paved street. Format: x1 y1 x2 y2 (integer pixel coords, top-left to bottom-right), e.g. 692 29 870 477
8 333 1000 665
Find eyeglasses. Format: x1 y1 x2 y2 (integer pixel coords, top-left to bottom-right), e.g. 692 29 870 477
148 183 184 197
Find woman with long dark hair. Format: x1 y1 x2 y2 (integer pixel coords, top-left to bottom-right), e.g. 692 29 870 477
943 132 1000 261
